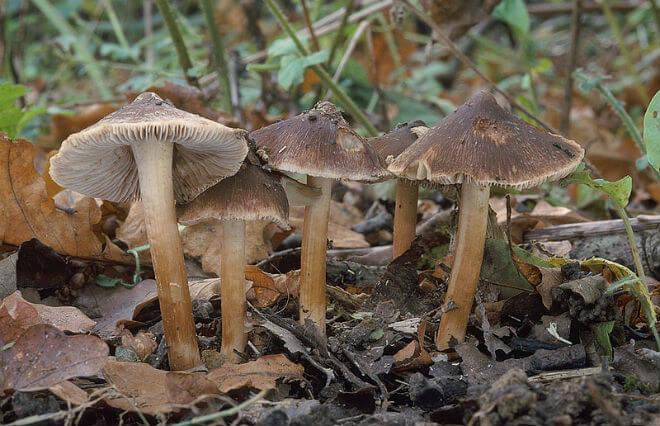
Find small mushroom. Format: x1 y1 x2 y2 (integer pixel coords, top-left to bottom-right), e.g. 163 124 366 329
250 101 388 336
178 163 288 362
49 92 249 370
370 121 428 258
389 91 584 350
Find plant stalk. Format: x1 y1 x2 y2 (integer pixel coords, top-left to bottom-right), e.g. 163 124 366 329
155 0 199 88
220 220 247 362
436 183 490 350
392 180 418 258
200 0 233 113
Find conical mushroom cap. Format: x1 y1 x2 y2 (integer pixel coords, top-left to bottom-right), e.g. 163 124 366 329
370 120 428 165
388 91 584 189
49 92 249 203
250 101 388 182
177 163 288 227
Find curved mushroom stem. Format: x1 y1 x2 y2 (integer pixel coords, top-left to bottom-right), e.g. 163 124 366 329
435 182 490 351
132 141 201 370
220 219 247 362
392 179 419 259
299 176 332 337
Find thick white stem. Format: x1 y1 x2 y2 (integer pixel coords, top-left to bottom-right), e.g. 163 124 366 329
392 179 419 259
220 220 247 362
132 141 200 370
435 183 490 350
299 176 332 336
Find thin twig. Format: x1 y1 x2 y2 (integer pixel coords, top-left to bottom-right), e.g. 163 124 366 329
301 0 321 51
398 0 557 133
327 0 356 66
560 0 582 134
172 389 269 426
154 0 199 88
324 19 371 101
264 0 379 136
200 0 233 113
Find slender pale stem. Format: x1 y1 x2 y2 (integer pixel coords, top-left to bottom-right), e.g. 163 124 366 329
220 220 247 362
436 183 490 350
132 141 200 370
299 176 332 335
392 179 419 259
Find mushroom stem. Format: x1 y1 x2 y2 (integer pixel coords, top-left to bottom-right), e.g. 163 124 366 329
435 182 490 350
392 179 419 258
220 219 247 362
131 140 201 370
299 176 332 336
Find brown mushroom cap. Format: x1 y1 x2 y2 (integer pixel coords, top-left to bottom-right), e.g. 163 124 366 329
177 163 288 227
250 101 388 182
49 92 249 203
370 120 428 165
388 91 585 189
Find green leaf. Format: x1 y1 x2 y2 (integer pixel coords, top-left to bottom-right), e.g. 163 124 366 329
0 83 26 108
0 84 45 138
562 164 632 208
268 37 300 57
592 320 615 360
300 50 329 67
492 0 530 40
643 90 660 172
278 55 306 89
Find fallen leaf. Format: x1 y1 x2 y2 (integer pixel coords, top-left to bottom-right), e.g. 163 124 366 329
120 330 157 361
206 354 304 393
245 266 300 308
38 104 117 150
0 291 95 344
392 321 433 372
1 324 108 393
290 201 369 249
102 360 218 415
0 136 129 263
536 268 564 309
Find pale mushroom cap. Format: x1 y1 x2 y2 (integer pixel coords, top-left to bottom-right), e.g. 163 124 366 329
250 101 389 182
177 163 289 227
388 91 585 189
49 92 249 203
369 120 428 165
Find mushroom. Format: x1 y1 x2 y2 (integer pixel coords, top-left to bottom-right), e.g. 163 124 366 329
250 101 388 336
388 91 584 350
49 92 249 370
177 162 288 361
370 121 429 258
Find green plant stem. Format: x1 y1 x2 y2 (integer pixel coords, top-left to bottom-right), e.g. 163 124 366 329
31 0 112 99
155 0 199 88
265 0 378 136
200 0 233 113
614 204 660 350
649 0 660 40
172 389 269 425
102 0 132 57
326 0 355 67
600 0 648 104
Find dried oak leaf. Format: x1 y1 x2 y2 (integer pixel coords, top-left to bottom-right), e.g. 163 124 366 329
0 136 128 263
245 266 300 308
49 380 90 406
206 354 304 393
1 324 108 393
0 291 95 344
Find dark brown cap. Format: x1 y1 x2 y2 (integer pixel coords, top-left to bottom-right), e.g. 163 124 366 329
250 101 388 182
388 91 584 189
370 120 428 165
177 163 288 227
50 92 249 203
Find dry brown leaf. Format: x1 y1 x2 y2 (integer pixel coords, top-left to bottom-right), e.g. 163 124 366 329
38 104 117 150
245 266 300 308
206 354 304 393
0 291 95 343
1 324 108 393
102 360 218 415
392 321 433 372
120 330 157 361
0 136 129 263
536 268 564 309
49 381 89 406
290 202 369 249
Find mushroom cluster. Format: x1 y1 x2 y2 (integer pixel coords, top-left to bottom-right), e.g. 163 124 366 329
49 89 584 369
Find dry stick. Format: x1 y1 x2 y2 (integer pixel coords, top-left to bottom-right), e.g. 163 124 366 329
131 141 200 370
172 389 269 426
300 0 321 51
200 0 233 113
323 19 371 101
299 176 332 335
220 220 247 361
392 180 419 258
398 0 557 134
154 0 199 88
560 0 582 134
435 183 490 350
265 0 379 136
600 0 649 104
